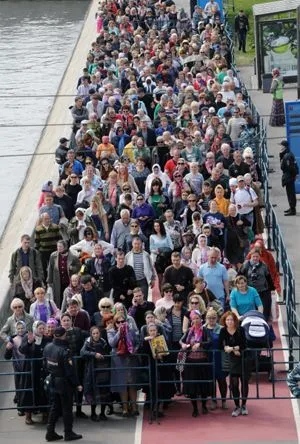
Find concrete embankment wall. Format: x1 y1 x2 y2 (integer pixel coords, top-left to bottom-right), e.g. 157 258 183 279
0 0 98 327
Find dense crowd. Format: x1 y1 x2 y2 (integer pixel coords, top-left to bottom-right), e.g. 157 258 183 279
0 0 284 437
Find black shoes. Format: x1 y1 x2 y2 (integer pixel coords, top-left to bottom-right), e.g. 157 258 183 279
284 209 296 216
192 409 199 417
75 411 88 419
45 432 63 442
64 432 83 441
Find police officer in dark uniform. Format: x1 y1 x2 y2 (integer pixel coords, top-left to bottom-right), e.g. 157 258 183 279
280 140 298 216
43 327 83 442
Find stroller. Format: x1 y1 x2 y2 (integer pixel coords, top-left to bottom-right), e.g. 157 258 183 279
241 310 273 381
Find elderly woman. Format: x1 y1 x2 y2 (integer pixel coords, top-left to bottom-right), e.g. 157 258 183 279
230 275 263 319
112 302 139 335
107 313 140 417
203 308 228 410
0 298 34 343
269 68 285 127
80 326 111 421
179 310 210 417
29 287 60 322
192 234 210 272
19 320 51 424
14 266 42 313
4 320 27 415
91 298 113 337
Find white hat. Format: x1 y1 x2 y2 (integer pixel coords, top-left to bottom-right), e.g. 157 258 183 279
229 178 238 187
208 106 216 114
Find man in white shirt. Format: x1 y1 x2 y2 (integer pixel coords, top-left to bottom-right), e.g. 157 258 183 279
230 175 258 226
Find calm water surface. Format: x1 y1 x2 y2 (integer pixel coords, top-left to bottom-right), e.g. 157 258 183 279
0 0 88 235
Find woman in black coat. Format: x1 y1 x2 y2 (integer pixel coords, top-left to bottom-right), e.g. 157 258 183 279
18 320 52 424
80 326 111 421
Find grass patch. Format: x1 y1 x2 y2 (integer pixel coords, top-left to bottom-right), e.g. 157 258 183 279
225 0 274 65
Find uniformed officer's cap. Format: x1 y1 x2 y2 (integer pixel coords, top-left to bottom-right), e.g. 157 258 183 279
54 327 66 338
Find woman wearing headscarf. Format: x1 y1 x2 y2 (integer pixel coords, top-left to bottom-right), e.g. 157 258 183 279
145 164 171 199
14 266 42 313
68 208 97 246
214 184 229 216
107 313 140 417
4 320 27 416
61 274 83 313
269 68 285 127
19 320 51 425
192 234 210 272
179 310 210 417
80 326 111 421
45 318 58 339
0 298 34 343
225 203 250 267
181 246 198 276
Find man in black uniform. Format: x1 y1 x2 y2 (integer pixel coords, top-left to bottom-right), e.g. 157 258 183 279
234 10 249 53
43 327 83 442
280 140 298 216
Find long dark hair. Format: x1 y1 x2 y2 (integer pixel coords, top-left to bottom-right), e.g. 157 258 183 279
150 178 163 196
153 219 166 236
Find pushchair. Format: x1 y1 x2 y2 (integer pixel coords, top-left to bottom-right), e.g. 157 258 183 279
241 310 274 381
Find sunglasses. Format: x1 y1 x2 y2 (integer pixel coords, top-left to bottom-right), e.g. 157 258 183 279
123 188 130 191
189 199 196 202
190 301 199 305
101 305 111 309
131 224 138 227
85 161 92 164
177 162 185 165
137 198 144 201
165 290 173 293
174 175 182 179
116 320 126 324
13 305 23 309
70 175 77 179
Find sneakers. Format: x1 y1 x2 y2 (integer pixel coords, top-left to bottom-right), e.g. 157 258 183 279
241 405 248 415
231 407 241 417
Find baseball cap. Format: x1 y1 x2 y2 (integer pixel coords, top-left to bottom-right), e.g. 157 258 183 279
59 137 69 144
279 139 288 147
237 175 245 182
229 178 238 186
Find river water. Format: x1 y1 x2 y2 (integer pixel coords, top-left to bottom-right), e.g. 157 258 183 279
0 0 88 236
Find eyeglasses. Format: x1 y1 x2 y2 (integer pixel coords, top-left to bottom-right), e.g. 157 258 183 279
13 305 23 309
190 301 199 305
101 305 111 309
116 320 126 324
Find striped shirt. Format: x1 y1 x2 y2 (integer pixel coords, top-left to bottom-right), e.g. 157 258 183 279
133 252 145 281
172 313 182 342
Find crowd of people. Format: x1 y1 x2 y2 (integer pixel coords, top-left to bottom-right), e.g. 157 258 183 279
0 0 284 440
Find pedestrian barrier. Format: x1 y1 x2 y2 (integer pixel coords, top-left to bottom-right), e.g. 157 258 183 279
0 348 297 417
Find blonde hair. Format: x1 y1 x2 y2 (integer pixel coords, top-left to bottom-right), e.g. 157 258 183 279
188 294 206 314
98 297 113 310
90 195 106 218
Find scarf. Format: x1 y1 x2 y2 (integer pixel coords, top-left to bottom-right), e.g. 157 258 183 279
119 322 134 353
20 267 34 300
186 324 203 345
